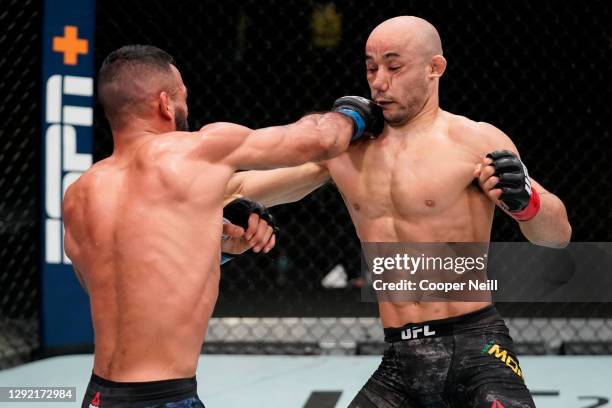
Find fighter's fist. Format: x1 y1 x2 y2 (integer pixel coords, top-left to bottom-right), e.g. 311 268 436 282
222 198 278 255
332 96 384 142
474 150 540 221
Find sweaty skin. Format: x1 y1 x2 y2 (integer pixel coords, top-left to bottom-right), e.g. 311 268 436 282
226 16 571 327
63 63 355 382
328 112 508 326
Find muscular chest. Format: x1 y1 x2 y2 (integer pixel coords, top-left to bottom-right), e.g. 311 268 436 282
329 136 479 219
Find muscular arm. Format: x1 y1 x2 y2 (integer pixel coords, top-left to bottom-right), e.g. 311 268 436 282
475 122 572 248
62 182 89 293
224 163 330 207
516 179 572 248
197 112 353 171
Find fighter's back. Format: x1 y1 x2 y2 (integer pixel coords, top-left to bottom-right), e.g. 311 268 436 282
71 44 365 407
63 132 231 381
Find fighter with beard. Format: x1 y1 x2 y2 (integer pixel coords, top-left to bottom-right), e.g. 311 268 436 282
62 45 384 407
224 17 571 407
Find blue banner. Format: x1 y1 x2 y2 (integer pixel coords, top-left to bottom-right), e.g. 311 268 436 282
41 0 96 348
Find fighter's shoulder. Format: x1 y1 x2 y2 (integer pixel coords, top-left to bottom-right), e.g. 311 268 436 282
68 159 109 186
199 122 252 136
194 122 254 162
62 162 104 214
446 112 516 152
127 132 205 169
198 122 252 146
63 177 80 206
135 132 195 159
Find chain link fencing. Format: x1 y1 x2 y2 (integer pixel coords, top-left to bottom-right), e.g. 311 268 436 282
94 0 612 355
2 0 611 369
0 0 42 369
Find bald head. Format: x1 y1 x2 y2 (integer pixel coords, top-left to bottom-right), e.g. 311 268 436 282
364 17 446 127
367 16 442 60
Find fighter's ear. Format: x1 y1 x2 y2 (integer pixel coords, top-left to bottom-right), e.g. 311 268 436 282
158 91 173 121
429 55 447 78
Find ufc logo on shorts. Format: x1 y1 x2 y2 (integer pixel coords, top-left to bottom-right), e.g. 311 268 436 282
401 325 436 340
44 74 93 264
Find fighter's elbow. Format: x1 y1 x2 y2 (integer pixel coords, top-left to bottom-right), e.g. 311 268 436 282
316 130 341 160
558 223 572 248
308 112 352 159
552 207 572 248
545 238 570 249
529 222 572 249
316 123 351 160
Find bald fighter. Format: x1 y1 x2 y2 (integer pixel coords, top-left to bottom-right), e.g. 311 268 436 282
225 17 571 407
62 45 384 408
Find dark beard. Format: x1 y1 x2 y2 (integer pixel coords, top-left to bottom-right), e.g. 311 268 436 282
385 89 429 126
175 108 189 131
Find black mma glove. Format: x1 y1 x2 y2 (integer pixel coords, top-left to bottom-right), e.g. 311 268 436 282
221 198 279 264
332 96 385 142
486 150 540 221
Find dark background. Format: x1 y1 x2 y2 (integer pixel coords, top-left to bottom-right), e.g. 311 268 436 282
93 0 610 317
0 0 42 368
0 0 611 366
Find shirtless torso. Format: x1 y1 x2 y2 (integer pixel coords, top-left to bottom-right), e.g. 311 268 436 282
225 16 569 407
227 104 567 327
325 110 496 326
64 132 229 381
63 112 355 383
228 14 570 328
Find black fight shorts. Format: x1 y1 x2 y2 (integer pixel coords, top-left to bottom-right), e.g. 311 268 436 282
81 373 205 408
349 305 535 408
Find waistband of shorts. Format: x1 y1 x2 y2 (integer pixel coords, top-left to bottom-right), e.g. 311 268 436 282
383 304 498 343
89 373 197 401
